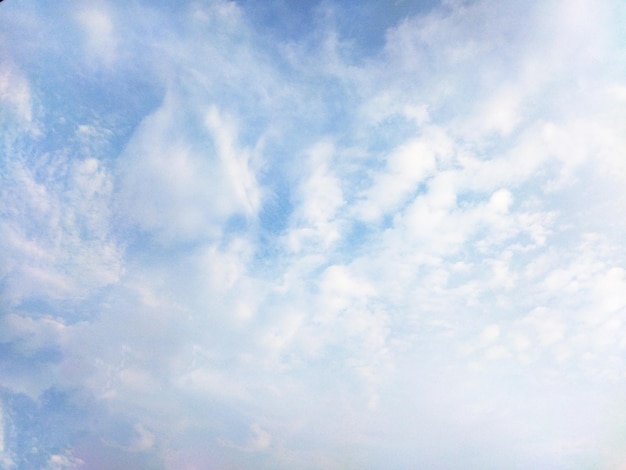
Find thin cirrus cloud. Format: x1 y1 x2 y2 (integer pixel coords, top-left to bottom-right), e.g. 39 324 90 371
1 0 626 468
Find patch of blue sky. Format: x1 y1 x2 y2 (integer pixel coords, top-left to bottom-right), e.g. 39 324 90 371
0 386 166 469
0 343 63 383
240 0 442 57
257 182 292 239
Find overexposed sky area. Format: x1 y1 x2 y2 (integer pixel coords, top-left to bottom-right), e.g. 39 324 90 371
1 0 626 468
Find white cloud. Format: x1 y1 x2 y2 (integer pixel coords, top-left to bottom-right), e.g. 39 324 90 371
1 0 626 468
45 451 84 470
0 63 33 124
0 152 122 305
476 83 524 136
286 141 344 252
355 127 449 222
0 314 67 354
116 93 261 243
75 4 118 67
205 106 261 217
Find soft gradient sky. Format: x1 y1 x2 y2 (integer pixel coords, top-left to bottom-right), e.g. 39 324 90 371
1 0 626 468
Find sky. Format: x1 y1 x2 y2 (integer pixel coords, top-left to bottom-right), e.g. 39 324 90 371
1 0 626 468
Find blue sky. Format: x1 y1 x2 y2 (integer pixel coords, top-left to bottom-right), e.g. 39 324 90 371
1 0 626 468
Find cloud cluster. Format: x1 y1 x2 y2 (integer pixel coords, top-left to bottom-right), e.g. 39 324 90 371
1 0 625 468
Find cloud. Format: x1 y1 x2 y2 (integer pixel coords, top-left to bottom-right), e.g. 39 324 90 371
355 127 449 222
75 4 118 67
0 150 122 308
286 140 344 252
1 0 626 468
0 63 33 124
116 93 261 244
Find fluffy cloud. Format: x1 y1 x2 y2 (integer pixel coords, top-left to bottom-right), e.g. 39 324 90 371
116 93 260 243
